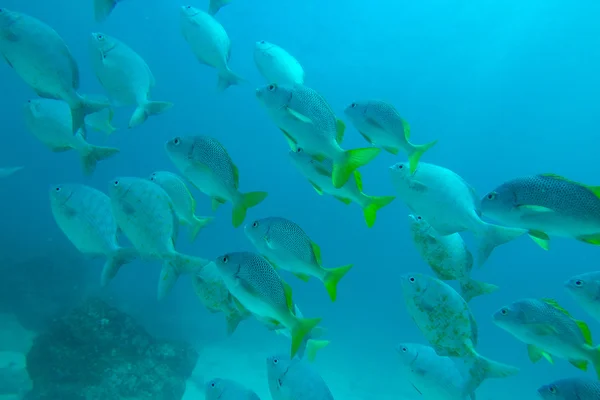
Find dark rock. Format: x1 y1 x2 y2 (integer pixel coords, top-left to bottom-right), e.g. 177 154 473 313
24 298 198 400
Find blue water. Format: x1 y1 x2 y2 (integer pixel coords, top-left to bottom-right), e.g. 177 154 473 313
2 0 600 399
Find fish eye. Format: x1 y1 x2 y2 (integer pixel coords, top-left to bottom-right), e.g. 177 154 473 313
401 347 407 352
408 276 415 283
55 187 61 192
549 385 557 394
296 147 303 153
210 382 215 388
417 216 422 220
486 192 497 200
252 221 259 228
500 308 508 315
268 84 276 91
113 180 119 186
260 40 265 44
97 34 104 40
351 103 356 108
272 357 279 364
185 5 191 9
575 280 583 286
397 164 403 169
173 137 181 145
221 255 229 264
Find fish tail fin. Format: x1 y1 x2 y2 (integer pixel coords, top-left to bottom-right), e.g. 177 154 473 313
232 191 268 228
323 264 353 302
208 0 231 15
332 147 381 188
459 277 499 303
158 254 211 300
129 100 173 129
463 353 519 396
407 139 438 173
291 317 322 358
217 68 244 91
225 312 245 336
79 144 120 176
71 94 110 134
584 344 600 379
477 223 525 266
305 339 330 362
100 247 138 287
189 216 214 242
93 0 118 22
362 195 395 228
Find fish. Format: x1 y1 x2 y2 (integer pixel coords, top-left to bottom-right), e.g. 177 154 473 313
89 32 173 129
407 214 498 303
244 216 353 302
191 261 251 335
149 171 214 241
0 9 109 133
538 377 600 400
23 98 120 176
400 273 519 394
93 0 123 22
260 304 330 362
84 106 117 135
256 83 381 188
395 342 477 400
493 298 600 378
108 176 211 300
565 271 600 322
266 354 334 400
0 167 22 178
165 135 268 228
254 41 304 85
389 161 537 265
288 147 395 227
214 251 321 358
481 173 600 249
180 5 242 91
344 100 437 172
205 378 260 400
49 183 137 286
208 0 231 15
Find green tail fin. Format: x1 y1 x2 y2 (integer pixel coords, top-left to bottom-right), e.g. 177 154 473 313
189 216 214 242
306 339 330 362
584 344 600 379
232 191 268 228
407 139 437 173
80 144 120 176
362 195 396 228
459 278 499 303
332 147 380 188
323 264 353 302
291 317 321 359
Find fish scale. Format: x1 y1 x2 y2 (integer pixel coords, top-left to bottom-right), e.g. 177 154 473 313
188 136 237 189
263 217 317 264
235 252 287 309
539 377 600 399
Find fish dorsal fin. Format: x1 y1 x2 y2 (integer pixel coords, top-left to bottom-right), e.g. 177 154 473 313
541 298 572 316
402 119 411 140
282 280 294 312
232 162 240 189
353 170 363 192
310 241 322 265
540 173 570 181
588 186 600 199
335 119 345 144
539 173 600 198
576 320 593 345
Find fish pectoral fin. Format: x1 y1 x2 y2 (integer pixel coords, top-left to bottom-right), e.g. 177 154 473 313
2 53 13 67
333 195 352 205
285 107 313 124
516 204 555 213
411 367 427 377
211 197 227 211
528 230 550 250
293 272 311 282
314 164 331 177
308 180 324 195
410 382 422 395
358 131 374 145
569 359 589 371
529 323 559 336
527 344 552 363
577 233 600 245
365 116 385 130
408 180 428 192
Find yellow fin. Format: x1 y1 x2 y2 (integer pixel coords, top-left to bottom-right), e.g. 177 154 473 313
211 197 227 211
308 180 324 195
306 339 330 362
527 344 551 363
528 230 550 250
336 119 345 144
588 186 600 198
282 280 294 312
311 241 322 265
333 195 352 205
280 129 298 148
569 359 588 371
577 234 600 245
286 107 313 124
576 320 593 345
541 298 572 317
353 170 363 192
293 273 311 282
382 146 399 155
263 256 280 270
402 119 411 140
232 162 240 188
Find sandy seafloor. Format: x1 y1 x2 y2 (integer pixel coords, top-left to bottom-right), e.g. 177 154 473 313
1 311 541 400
